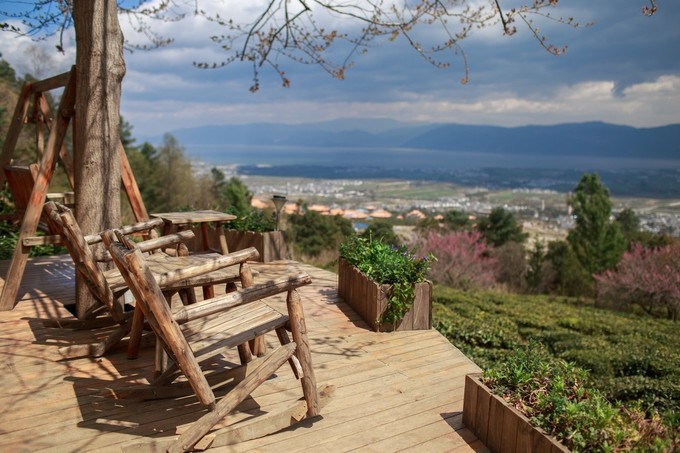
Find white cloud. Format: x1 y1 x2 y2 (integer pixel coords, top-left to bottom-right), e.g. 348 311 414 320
124 73 680 136
558 81 616 102
0 23 75 78
2 1 678 138
623 75 680 95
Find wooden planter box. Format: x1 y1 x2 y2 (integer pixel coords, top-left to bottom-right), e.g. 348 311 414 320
224 230 287 262
463 374 569 453
337 258 432 332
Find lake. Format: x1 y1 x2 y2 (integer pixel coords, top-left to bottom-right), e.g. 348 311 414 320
186 144 680 171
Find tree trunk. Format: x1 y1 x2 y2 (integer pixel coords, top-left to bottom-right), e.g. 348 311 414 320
73 0 125 318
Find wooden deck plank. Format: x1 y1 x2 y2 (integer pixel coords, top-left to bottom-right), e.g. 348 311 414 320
1 255 482 452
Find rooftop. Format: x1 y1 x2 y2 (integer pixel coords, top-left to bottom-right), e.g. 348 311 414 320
0 256 484 452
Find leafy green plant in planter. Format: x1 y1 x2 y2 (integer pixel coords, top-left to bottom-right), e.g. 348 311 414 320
339 235 434 324
482 342 678 452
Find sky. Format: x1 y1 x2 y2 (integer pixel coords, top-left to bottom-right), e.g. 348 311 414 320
1 0 679 138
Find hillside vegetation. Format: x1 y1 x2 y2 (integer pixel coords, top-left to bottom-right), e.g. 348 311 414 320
433 287 680 416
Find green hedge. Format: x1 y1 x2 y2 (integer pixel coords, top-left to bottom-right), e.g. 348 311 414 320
484 343 678 452
433 287 680 416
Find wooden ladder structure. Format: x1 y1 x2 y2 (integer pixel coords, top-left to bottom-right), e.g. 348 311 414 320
0 66 149 311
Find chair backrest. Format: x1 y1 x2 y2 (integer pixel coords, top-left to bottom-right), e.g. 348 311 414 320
106 232 216 407
43 201 123 322
3 164 38 217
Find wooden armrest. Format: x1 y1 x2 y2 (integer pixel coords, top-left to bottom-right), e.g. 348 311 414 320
85 217 164 245
154 247 260 287
172 273 312 324
136 230 195 253
94 230 196 262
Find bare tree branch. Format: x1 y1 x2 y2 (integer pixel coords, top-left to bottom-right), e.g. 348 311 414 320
2 0 659 90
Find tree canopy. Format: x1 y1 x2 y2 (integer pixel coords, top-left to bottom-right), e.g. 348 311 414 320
477 207 527 247
567 173 626 276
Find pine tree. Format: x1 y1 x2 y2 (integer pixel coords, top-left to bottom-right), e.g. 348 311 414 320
477 207 528 247
567 173 626 276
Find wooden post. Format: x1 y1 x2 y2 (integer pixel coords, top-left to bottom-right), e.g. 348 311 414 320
286 289 320 417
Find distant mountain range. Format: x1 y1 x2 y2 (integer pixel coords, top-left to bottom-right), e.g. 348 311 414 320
142 119 680 160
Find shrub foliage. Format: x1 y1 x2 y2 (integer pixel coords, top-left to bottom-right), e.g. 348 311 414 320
433 287 680 417
484 343 678 452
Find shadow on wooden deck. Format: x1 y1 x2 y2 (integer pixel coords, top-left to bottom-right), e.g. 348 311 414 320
1 255 486 452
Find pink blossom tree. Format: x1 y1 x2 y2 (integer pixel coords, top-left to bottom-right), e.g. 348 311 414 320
595 242 680 321
416 231 497 290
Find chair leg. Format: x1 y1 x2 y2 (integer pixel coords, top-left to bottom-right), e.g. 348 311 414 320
154 339 170 379
202 285 214 299
232 268 268 361
240 263 268 358
91 320 132 357
276 327 303 379
237 342 253 365
178 287 197 305
126 304 145 359
286 289 320 417
249 336 268 357
225 282 238 293
58 320 132 359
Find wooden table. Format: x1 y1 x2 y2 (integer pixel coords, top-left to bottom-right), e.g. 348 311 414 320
151 211 237 299
151 210 236 256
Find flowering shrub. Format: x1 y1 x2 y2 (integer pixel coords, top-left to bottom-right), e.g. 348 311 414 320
339 236 432 324
595 242 680 321
415 231 496 290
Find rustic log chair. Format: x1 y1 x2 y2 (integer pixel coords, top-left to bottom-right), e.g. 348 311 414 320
104 228 328 451
1 164 74 236
43 201 253 360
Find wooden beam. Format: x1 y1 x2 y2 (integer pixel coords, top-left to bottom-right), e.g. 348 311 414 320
0 82 32 187
22 235 62 247
37 94 75 189
198 384 334 449
119 143 149 222
27 69 71 94
119 384 334 453
171 342 296 453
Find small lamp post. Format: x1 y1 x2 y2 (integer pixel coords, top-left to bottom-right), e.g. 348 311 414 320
272 194 287 231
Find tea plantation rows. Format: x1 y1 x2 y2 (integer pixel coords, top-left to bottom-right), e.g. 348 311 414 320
433 287 680 416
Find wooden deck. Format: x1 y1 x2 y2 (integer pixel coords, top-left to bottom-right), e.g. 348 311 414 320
0 256 485 452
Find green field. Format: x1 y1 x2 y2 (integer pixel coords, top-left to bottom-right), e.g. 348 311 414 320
433 287 680 416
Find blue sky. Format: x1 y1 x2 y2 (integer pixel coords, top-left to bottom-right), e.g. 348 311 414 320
1 1 679 137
